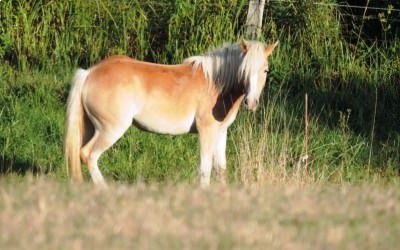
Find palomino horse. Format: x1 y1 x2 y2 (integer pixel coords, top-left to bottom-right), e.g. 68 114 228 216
64 39 278 187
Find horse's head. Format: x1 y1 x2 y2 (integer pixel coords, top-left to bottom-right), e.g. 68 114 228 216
240 40 279 112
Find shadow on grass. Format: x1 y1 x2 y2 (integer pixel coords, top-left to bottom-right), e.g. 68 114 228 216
273 72 400 141
0 156 42 176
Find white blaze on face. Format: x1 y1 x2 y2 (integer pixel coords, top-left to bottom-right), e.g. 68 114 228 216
245 73 259 111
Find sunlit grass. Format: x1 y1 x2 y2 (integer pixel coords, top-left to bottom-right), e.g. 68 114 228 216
0 0 399 184
1 178 400 249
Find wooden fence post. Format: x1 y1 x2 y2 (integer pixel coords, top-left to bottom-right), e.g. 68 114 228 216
245 0 266 40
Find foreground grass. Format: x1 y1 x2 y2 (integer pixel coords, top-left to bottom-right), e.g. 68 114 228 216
1 178 400 250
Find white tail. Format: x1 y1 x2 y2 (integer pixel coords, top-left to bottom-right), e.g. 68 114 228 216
64 69 89 183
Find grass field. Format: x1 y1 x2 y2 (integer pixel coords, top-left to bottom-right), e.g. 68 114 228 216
1 0 399 183
0 0 400 248
1 178 400 250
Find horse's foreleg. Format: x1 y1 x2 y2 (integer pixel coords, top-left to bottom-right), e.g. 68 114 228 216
198 126 218 188
213 129 227 184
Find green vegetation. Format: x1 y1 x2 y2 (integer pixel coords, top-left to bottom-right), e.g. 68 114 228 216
1 1 399 249
1 0 399 184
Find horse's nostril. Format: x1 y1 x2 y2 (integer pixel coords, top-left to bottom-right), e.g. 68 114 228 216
244 99 248 106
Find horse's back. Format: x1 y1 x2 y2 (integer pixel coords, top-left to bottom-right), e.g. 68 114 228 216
96 55 135 64
88 55 195 84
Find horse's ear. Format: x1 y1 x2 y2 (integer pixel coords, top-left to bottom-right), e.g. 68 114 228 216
240 39 249 53
265 41 279 56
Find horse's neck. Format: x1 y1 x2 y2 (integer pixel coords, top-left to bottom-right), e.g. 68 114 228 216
212 89 245 122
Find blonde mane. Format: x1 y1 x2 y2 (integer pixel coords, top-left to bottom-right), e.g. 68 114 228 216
184 41 266 93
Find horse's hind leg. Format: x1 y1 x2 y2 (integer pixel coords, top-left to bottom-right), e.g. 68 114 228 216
80 131 104 185
82 123 131 187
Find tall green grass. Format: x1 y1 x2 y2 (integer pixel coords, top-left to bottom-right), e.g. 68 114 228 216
0 0 247 68
0 0 399 184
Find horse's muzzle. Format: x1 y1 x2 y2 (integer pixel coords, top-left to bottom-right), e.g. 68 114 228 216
244 98 258 112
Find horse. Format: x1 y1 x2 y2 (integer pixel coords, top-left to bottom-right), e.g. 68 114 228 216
64 39 278 187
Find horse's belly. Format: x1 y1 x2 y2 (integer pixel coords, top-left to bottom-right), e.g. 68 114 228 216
133 113 195 135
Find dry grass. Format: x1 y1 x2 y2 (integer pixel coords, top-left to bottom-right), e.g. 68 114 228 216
1 177 400 250
234 98 311 186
